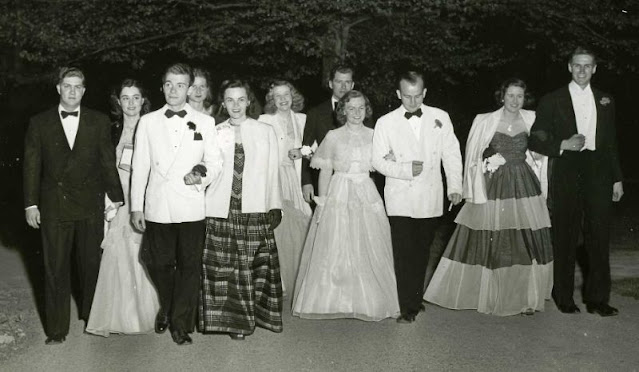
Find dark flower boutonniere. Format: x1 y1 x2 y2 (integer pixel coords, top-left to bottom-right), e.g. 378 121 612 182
435 119 443 128
187 121 203 140
599 97 611 106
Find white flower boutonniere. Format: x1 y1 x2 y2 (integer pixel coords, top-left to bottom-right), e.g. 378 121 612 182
599 97 611 106
300 145 314 159
482 153 506 175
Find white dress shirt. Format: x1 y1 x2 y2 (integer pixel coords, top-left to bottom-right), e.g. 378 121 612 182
400 106 422 139
58 104 80 150
331 96 339 111
164 110 188 151
569 81 597 151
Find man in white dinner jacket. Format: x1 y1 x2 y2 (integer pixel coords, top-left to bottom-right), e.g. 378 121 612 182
130 63 222 345
372 70 463 323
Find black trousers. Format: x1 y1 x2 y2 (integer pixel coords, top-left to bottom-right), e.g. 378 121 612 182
389 216 438 316
141 220 205 332
40 216 103 338
551 151 613 307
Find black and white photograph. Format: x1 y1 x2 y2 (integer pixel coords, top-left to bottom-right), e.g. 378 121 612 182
0 0 638 370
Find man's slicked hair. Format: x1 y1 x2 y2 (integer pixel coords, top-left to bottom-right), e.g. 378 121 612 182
330 65 355 81
57 67 86 86
162 63 194 86
569 46 597 65
397 70 424 90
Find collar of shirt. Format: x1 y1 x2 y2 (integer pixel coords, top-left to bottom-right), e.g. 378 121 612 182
331 97 339 111
58 104 80 119
569 81 593 97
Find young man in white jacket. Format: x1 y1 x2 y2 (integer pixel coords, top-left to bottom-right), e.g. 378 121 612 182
372 71 463 323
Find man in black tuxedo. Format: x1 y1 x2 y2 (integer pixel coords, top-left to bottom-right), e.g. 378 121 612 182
529 47 624 317
23 67 124 344
301 65 372 203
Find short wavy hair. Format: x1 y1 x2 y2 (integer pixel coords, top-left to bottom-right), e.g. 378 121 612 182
216 79 261 120
397 70 425 90
330 65 355 81
162 63 193 85
57 66 85 85
569 46 597 65
494 77 534 108
335 90 373 126
110 78 152 119
263 80 305 114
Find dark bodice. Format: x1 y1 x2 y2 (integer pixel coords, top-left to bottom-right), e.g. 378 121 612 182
489 132 528 164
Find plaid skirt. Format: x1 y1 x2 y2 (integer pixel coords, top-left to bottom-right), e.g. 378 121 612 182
199 197 283 334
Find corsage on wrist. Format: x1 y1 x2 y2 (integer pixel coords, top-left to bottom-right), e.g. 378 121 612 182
300 145 314 159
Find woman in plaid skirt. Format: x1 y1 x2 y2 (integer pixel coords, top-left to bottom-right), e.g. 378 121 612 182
200 80 283 340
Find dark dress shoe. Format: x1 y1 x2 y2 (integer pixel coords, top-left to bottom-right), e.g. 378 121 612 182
45 336 65 345
170 329 192 345
586 303 619 317
229 333 245 341
521 308 535 316
155 312 170 334
396 314 415 324
557 304 581 314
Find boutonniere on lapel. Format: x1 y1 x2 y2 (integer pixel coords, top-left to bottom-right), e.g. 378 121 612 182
435 119 443 129
599 97 611 106
187 121 203 141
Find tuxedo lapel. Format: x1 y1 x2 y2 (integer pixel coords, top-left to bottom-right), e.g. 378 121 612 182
47 109 73 177
397 110 420 156
557 87 578 134
592 88 606 148
64 109 95 176
172 115 195 171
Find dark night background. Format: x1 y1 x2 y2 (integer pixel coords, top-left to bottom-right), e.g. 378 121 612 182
1 0 638 242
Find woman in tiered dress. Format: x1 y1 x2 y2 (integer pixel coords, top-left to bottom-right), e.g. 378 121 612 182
292 90 400 321
86 79 160 336
424 78 553 316
200 80 283 340
258 80 312 295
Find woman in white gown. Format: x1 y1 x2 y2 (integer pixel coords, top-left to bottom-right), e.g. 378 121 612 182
292 90 400 321
86 79 160 336
258 80 312 295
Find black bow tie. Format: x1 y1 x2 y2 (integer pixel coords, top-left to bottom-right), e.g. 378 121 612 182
404 109 422 119
165 109 187 118
61 111 78 119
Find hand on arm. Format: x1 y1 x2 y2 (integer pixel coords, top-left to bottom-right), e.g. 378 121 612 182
183 171 203 185
288 148 303 161
412 161 423 177
448 193 462 206
371 125 413 180
560 134 585 152
268 209 282 230
302 184 314 203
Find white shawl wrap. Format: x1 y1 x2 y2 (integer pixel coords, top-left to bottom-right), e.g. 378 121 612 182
462 108 548 204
